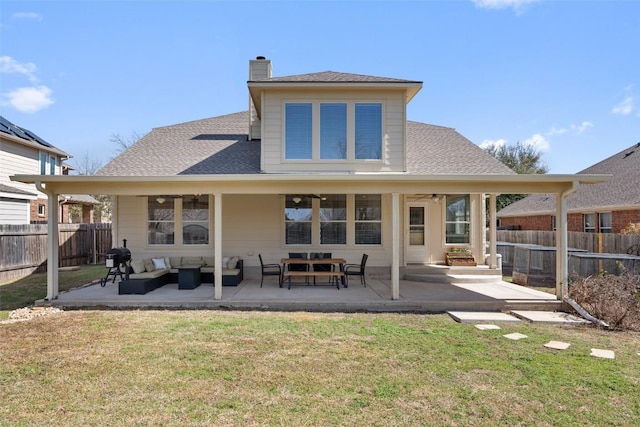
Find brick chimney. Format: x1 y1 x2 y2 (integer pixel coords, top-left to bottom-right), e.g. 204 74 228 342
249 56 272 140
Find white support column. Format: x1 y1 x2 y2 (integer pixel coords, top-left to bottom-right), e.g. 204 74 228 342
214 193 223 300
489 194 497 269
555 192 569 298
391 192 400 300
47 191 59 300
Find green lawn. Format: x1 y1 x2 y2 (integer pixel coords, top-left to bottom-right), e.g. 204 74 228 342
0 264 106 318
1 310 638 426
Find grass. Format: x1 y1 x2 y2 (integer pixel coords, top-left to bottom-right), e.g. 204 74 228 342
0 264 106 318
1 310 639 426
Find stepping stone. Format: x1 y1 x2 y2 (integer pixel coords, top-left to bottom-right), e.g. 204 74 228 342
447 311 521 323
544 341 571 350
503 333 528 340
590 348 615 359
511 310 590 325
474 324 501 330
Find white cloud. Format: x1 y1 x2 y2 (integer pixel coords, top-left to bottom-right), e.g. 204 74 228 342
547 126 567 136
1 86 54 113
571 121 594 133
471 0 538 12
612 85 636 115
12 12 43 21
0 56 39 83
523 133 550 152
480 138 506 150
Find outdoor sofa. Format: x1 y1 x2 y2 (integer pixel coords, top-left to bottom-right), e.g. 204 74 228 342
118 256 243 295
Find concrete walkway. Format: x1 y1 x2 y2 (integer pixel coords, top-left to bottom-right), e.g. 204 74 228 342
42 276 560 313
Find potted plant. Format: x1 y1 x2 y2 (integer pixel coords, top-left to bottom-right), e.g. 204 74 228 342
445 247 477 266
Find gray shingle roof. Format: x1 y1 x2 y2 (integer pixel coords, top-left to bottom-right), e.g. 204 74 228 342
498 142 640 216
250 71 421 84
0 115 70 157
97 112 515 177
0 183 37 196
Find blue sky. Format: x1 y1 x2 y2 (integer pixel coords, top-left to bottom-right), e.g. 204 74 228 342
1 0 638 174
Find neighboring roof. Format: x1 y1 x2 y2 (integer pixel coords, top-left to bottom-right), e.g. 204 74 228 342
498 141 640 216
0 183 37 197
61 194 100 204
0 115 70 158
97 111 514 177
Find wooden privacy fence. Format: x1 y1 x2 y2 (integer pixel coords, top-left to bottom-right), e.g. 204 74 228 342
0 223 112 282
493 230 640 255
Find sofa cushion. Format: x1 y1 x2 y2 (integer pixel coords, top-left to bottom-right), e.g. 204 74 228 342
222 268 240 276
131 259 146 274
182 256 203 266
164 257 172 269
169 257 182 268
227 256 239 269
129 269 169 280
202 256 214 266
144 258 156 272
152 258 167 269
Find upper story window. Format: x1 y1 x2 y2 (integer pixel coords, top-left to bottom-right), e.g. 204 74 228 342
355 103 382 160
39 152 57 175
285 101 382 161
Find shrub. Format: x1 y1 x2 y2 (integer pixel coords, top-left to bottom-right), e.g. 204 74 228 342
569 272 640 331
620 222 640 235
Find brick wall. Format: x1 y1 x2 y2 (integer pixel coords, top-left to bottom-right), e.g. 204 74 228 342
500 209 640 233
29 198 48 223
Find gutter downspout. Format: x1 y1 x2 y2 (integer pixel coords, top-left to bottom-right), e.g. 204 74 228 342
35 180 59 301
555 181 578 300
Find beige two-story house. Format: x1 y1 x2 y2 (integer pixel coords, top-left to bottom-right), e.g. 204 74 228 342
11 57 608 301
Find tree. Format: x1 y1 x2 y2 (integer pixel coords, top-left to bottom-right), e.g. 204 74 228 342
68 152 110 222
110 131 141 156
484 141 549 211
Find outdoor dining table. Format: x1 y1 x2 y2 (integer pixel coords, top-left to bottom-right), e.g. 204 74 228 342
280 258 347 289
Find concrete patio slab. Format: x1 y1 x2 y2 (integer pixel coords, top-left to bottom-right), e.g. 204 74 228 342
474 324 501 330
511 310 590 325
447 311 521 323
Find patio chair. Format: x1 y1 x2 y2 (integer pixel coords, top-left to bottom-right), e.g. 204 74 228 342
259 254 282 288
344 254 368 287
288 252 309 284
311 252 333 285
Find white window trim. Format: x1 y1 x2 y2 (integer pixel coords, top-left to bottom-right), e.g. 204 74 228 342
443 194 473 247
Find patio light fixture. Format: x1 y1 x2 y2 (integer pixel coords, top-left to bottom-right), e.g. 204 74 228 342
156 197 166 204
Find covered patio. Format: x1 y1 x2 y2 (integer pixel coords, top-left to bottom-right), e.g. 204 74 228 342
44 274 559 313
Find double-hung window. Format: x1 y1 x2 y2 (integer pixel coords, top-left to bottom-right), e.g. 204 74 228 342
40 152 57 175
355 194 381 244
583 213 595 233
182 195 209 245
320 195 346 244
599 212 612 233
285 195 312 245
445 195 470 244
148 198 175 245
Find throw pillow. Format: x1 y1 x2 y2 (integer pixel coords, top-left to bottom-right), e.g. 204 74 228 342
152 258 167 269
144 258 156 272
164 257 172 269
131 259 146 274
222 257 230 268
227 256 239 269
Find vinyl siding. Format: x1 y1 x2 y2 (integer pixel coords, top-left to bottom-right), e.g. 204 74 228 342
0 138 57 197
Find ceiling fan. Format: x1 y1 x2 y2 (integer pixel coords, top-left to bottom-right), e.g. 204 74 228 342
282 194 327 204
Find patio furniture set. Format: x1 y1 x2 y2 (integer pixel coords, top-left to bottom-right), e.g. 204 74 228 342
259 253 368 290
118 255 243 295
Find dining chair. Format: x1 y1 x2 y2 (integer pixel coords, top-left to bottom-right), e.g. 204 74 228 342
288 252 309 283
344 253 368 287
311 252 333 285
258 254 282 288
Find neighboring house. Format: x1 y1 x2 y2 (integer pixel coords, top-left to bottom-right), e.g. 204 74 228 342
497 142 640 233
11 57 607 300
0 116 99 224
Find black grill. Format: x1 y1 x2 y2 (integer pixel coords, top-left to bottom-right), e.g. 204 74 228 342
101 240 132 286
